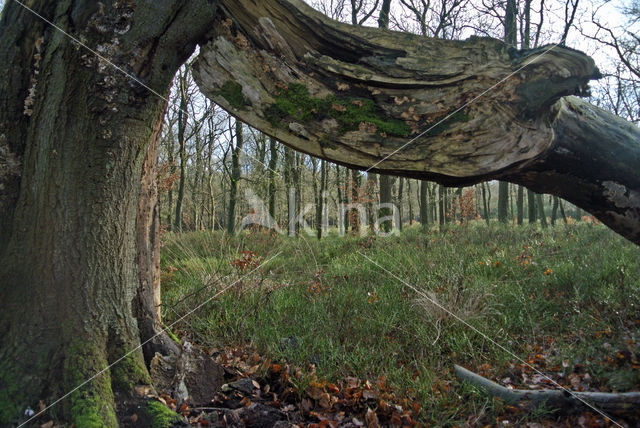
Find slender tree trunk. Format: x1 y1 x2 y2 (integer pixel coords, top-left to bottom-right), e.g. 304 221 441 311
559 199 568 224
528 189 537 223
192 134 204 231
367 172 377 230
311 157 319 231
517 185 524 225
350 168 360 232
174 70 188 232
166 138 176 229
227 121 243 234
336 164 345 234
498 182 509 223
268 137 278 220
419 181 428 230
295 153 303 233
407 179 414 225
317 160 327 238
482 182 490 224
379 174 393 232
438 185 445 226
551 195 559 226
398 177 404 231
284 146 296 235
537 193 548 227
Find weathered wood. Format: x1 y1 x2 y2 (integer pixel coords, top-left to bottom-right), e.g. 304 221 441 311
194 0 640 244
455 365 640 418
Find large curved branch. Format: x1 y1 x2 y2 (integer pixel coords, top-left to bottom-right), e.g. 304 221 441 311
193 0 640 244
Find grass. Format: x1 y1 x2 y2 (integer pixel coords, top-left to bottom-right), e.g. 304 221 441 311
160 221 640 425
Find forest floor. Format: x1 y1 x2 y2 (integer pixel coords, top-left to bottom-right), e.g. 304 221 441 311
158 221 640 427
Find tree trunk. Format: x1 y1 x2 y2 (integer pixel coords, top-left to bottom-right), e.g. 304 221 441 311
528 189 537 223
173 70 188 232
398 177 404 231
336 164 345 234
268 137 278 220
536 193 548 227
438 185 446 226
379 174 393 232
559 198 568 224
0 1 220 424
194 0 640 245
227 121 243 234
284 146 297 235
350 168 360 232
551 195 559 225
481 183 490 224
419 180 428 229
407 179 414 225
498 182 509 223
517 185 524 225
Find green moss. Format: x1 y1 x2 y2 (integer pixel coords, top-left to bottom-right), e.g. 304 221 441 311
110 352 150 393
64 341 118 427
215 81 250 110
164 327 181 344
424 110 470 137
0 370 23 424
144 400 183 428
267 83 410 137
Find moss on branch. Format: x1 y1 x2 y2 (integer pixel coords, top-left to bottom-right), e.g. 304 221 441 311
265 83 410 137
215 81 250 110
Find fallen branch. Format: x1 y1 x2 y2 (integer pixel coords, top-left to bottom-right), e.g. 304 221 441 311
454 364 640 418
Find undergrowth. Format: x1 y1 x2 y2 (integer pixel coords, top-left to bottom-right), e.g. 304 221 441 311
161 222 640 425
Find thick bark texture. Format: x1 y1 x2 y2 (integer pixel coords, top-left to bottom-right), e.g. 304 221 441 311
193 0 640 244
0 1 219 425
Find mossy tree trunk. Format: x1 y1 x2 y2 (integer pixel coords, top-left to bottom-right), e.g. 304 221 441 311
0 1 218 425
194 0 640 245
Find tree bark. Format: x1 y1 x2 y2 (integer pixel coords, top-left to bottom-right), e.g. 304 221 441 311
536 193 548 227
268 137 279 220
498 182 509 223
397 177 404 231
227 120 243 234
528 189 537 223
193 0 640 244
173 70 188 232
517 185 524 225
0 1 219 424
481 183 490 224
379 174 393 232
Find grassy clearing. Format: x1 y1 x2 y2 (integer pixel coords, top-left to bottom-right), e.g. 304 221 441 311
160 221 640 425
